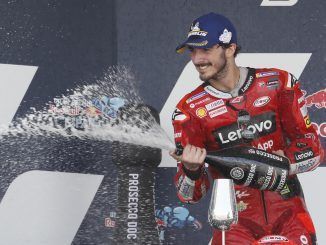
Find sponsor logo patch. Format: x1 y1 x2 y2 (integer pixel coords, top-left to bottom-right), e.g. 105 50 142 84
205 99 224 111
204 86 232 99
291 156 320 174
257 139 274 151
240 75 254 93
213 112 276 148
266 78 279 89
196 107 207 118
258 235 289 243
256 71 279 78
294 148 314 161
186 91 208 103
304 116 311 128
190 97 212 109
105 218 116 228
300 235 309 245
195 97 211 105
209 106 228 118
229 96 244 104
253 96 271 107
304 88 326 109
174 132 182 138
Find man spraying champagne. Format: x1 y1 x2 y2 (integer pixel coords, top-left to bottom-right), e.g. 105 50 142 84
170 12 324 245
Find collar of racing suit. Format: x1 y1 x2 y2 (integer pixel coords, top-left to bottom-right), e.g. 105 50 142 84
202 67 256 98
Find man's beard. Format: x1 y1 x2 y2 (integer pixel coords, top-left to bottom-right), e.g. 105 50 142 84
199 53 228 82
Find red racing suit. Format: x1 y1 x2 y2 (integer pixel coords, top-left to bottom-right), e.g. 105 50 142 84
172 68 324 245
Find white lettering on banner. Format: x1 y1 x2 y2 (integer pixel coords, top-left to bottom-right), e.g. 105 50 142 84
127 173 139 239
0 171 103 244
312 122 326 138
260 0 298 6
0 64 38 125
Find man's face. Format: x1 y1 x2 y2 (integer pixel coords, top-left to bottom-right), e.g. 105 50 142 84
189 45 227 81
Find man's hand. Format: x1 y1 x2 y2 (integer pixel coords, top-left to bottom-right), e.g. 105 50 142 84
272 149 285 157
169 144 206 171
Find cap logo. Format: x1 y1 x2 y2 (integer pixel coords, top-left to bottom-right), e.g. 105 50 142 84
188 22 208 37
219 29 232 43
191 22 200 31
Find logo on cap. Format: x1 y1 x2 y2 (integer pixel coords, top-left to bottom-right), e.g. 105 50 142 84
188 22 208 37
219 29 232 44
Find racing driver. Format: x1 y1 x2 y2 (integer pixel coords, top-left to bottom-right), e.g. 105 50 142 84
170 12 324 245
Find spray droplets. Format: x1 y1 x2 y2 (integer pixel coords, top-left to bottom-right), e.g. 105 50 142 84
0 66 174 151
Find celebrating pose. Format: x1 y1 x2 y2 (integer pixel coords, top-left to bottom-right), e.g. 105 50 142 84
170 12 323 245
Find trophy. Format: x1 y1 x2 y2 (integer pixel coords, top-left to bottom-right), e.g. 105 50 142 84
208 179 238 245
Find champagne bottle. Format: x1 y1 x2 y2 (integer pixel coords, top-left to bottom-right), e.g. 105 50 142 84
176 144 289 192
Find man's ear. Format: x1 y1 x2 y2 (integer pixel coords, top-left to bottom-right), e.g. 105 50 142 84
225 43 237 58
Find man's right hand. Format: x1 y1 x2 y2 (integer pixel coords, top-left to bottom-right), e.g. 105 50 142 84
169 144 206 171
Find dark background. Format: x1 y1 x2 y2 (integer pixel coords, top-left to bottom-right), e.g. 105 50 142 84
0 0 324 244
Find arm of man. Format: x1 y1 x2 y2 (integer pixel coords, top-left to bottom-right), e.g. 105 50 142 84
170 104 210 204
278 71 324 175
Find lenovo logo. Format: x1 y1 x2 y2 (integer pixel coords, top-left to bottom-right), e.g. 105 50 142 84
213 112 276 148
294 148 314 161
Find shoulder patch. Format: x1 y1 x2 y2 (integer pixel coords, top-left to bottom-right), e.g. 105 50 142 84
256 71 279 78
186 91 208 104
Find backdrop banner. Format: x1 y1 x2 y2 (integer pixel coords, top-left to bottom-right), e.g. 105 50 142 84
0 0 324 244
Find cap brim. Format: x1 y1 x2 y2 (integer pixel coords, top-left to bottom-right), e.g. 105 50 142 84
175 37 211 54
176 42 187 54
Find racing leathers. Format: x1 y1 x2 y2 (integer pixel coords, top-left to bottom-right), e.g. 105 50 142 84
172 67 324 245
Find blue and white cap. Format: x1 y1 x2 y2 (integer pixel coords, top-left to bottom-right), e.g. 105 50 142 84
176 12 237 53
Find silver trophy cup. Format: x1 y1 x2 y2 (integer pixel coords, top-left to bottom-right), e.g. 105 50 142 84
208 179 238 245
